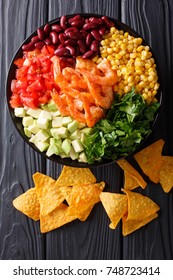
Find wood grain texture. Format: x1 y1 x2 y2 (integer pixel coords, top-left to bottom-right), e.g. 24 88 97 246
0 0 173 260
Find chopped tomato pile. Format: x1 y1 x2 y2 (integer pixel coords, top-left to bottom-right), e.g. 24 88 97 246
10 45 58 109
51 56 117 127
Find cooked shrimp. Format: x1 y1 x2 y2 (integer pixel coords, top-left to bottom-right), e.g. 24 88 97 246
51 56 61 78
62 67 88 90
83 74 114 109
65 94 86 123
51 89 70 116
80 58 117 86
76 57 101 75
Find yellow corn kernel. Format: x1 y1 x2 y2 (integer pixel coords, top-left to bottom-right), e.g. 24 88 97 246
107 55 113 61
107 48 114 54
92 55 99 62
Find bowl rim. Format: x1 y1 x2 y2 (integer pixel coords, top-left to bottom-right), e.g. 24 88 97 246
6 13 163 168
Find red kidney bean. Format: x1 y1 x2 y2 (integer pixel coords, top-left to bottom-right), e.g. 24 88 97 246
68 15 81 24
82 50 96 59
91 30 102 41
102 16 114 28
34 41 45 49
66 45 76 56
60 15 68 30
44 38 52 45
51 24 62 33
66 31 83 40
43 23 51 34
71 19 85 28
64 27 78 34
22 42 35 51
90 40 99 52
59 33 66 44
54 47 70 57
85 19 89 24
89 17 104 25
31 35 39 43
83 22 98 30
99 27 107 36
37 28 44 40
86 33 93 46
77 40 87 54
65 39 76 46
80 30 88 37
50 31 59 44
57 43 65 49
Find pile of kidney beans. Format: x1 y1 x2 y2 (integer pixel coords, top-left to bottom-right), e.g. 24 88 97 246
22 14 115 65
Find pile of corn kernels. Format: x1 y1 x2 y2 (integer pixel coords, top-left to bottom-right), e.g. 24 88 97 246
94 27 160 103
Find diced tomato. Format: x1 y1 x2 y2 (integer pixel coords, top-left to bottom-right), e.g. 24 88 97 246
10 44 57 109
14 58 25 68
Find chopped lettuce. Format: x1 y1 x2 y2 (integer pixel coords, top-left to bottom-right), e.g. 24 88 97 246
84 88 160 164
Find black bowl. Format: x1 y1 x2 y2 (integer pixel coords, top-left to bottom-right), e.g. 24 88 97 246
6 13 162 167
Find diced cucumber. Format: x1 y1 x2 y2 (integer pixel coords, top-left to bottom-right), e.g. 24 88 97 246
28 121 40 134
72 139 84 153
67 120 79 133
62 139 71 155
14 107 26 118
78 122 86 129
80 133 86 145
80 127 93 135
27 108 42 118
78 152 88 163
47 99 58 111
24 127 32 138
35 130 50 142
46 143 59 157
35 141 49 152
55 127 68 138
62 116 73 126
69 147 79 160
37 117 49 130
39 110 52 121
50 128 61 139
22 116 34 127
69 129 82 140
52 117 63 127
51 110 61 117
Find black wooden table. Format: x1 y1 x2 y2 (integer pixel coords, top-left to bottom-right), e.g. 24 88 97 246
0 0 173 260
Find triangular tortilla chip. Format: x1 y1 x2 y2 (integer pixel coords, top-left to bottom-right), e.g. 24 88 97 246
122 212 158 236
67 183 102 217
122 189 160 221
55 166 96 187
100 192 128 229
40 203 77 233
124 171 141 190
13 188 40 221
159 156 173 193
134 139 165 183
33 172 64 216
117 159 147 189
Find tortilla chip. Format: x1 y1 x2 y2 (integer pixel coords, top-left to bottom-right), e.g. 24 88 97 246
33 172 64 216
159 156 173 193
122 189 160 221
55 166 96 187
124 171 141 190
122 212 158 236
67 183 102 217
13 188 40 221
77 182 105 221
134 139 165 183
40 203 77 233
117 159 147 189
100 192 128 229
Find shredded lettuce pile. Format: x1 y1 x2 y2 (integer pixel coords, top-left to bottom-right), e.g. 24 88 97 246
84 88 160 164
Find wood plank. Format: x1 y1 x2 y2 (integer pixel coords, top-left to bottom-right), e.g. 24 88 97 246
0 0 49 260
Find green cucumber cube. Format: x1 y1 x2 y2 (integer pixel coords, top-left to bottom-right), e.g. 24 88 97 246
55 127 68 138
35 130 50 142
50 128 61 140
37 117 49 129
28 121 40 134
69 147 79 160
62 116 73 126
51 110 61 117
47 100 58 111
78 152 88 163
46 143 59 157
35 141 49 152
72 139 84 153
78 122 86 129
67 120 79 133
52 117 63 127
69 129 82 140
22 116 34 127
62 139 71 155
14 107 26 118
27 108 42 118
80 127 93 135
24 127 32 138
